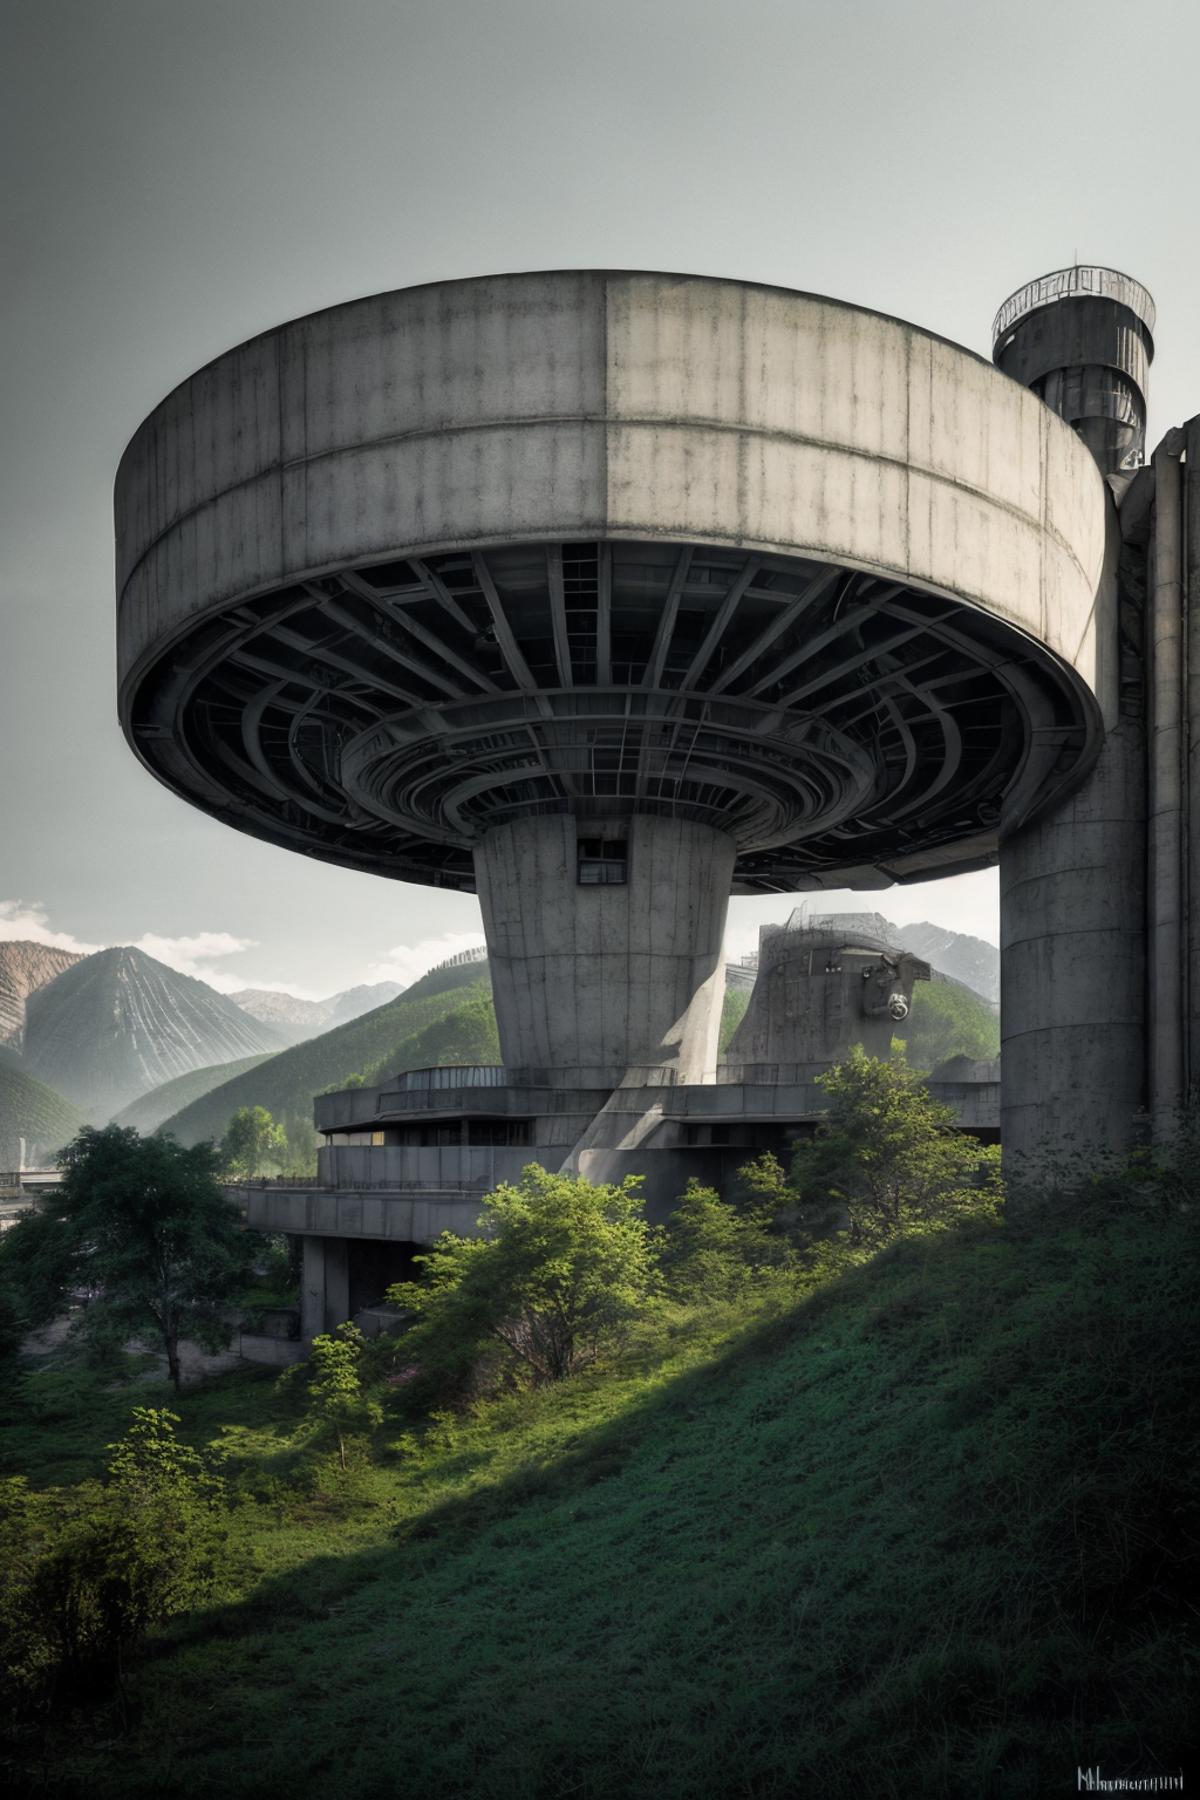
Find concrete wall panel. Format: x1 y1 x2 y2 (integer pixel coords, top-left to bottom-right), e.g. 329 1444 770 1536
118 271 1107 720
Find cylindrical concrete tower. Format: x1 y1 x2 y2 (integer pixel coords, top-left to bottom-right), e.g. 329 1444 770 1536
992 266 1155 480
993 266 1154 1169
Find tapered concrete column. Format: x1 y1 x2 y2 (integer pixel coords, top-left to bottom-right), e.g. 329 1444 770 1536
474 814 735 1084
301 1235 350 1341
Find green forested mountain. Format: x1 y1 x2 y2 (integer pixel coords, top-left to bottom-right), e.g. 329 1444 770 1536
895 978 1001 1071
399 954 491 1003
0 1063 86 1167
159 978 498 1146
110 1054 280 1135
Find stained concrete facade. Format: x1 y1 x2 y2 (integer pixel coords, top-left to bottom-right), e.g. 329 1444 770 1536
727 924 930 1066
476 814 733 1083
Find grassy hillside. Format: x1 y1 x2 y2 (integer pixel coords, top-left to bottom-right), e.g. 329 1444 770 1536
0 1063 85 1167
110 1054 279 1134
160 978 497 1145
5 1188 1194 1798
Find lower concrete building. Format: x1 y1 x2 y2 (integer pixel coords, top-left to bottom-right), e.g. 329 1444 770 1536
230 920 999 1337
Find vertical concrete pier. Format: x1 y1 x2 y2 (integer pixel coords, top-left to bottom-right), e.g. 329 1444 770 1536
475 814 734 1083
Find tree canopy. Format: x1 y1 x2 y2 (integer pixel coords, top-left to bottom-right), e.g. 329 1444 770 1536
0 1125 253 1389
788 1046 1001 1249
387 1164 659 1387
220 1105 287 1179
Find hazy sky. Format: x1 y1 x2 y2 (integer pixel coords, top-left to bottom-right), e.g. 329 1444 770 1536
3 0 1198 997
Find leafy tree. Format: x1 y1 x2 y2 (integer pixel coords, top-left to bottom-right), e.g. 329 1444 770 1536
0 1125 254 1390
387 1165 659 1388
220 1105 288 1179
658 1177 796 1301
305 1323 382 1471
279 1111 319 1178
1 1409 225 1720
788 1047 1001 1249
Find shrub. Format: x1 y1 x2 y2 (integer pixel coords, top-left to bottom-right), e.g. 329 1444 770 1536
789 1047 1002 1250
387 1164 659 1390
305 1324 383 1471
0 1409 226 1724
658 1178 798 1301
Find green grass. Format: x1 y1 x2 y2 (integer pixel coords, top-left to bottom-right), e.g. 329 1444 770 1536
4 1192 1195 1799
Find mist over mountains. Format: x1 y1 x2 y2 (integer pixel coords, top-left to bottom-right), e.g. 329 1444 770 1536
0 917 998 1165
22 947 288 1120
229 982 403 1045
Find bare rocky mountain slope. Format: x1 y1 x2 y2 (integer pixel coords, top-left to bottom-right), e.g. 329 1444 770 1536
891 921 999 1006
229 981 403 1045
23 947 286 1121
0 942 83 1047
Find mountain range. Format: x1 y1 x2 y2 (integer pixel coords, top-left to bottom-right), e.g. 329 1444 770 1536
229 982 403 1045
22 946 287 1121
0 918 1000 1165
892 921 999 1007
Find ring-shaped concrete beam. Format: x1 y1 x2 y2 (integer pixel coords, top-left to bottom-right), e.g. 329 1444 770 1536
115 271 1110 892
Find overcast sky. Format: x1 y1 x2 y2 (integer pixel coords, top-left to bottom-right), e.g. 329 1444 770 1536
3 0 1197 997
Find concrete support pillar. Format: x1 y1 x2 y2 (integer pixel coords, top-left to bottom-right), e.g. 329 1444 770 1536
1186 420 1200 1089
1148 440 1186 1128
474 813 735 1084
1000 508 1146 1175
1000 717 1146 1171
300 1235 350 1341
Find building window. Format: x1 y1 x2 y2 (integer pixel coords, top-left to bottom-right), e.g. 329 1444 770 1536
577 837 628 885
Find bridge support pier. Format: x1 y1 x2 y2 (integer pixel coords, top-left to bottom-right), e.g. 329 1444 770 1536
301 1235 349 1340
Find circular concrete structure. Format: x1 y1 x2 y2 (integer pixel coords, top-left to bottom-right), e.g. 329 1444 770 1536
117 271 1108 898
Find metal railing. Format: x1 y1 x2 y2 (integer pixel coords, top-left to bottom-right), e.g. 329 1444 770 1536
387 1064 507 1093
992 265 1156 346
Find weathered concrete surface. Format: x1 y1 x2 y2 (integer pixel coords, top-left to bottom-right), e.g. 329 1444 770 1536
301 1235 348 1341
1148 441 1185 1126
1000 513 1146 1170
117 271 1108 892
1186 419 1200 1092
476 813 733 1081
118 272 1107 690
726 924 929 1065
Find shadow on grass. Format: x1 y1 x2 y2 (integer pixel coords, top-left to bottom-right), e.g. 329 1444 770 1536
18 1208 1199 1800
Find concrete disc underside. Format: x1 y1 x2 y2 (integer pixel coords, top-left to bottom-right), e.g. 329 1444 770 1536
116 271 1109 894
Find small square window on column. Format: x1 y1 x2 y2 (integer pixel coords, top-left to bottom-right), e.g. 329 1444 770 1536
577 837 628 885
